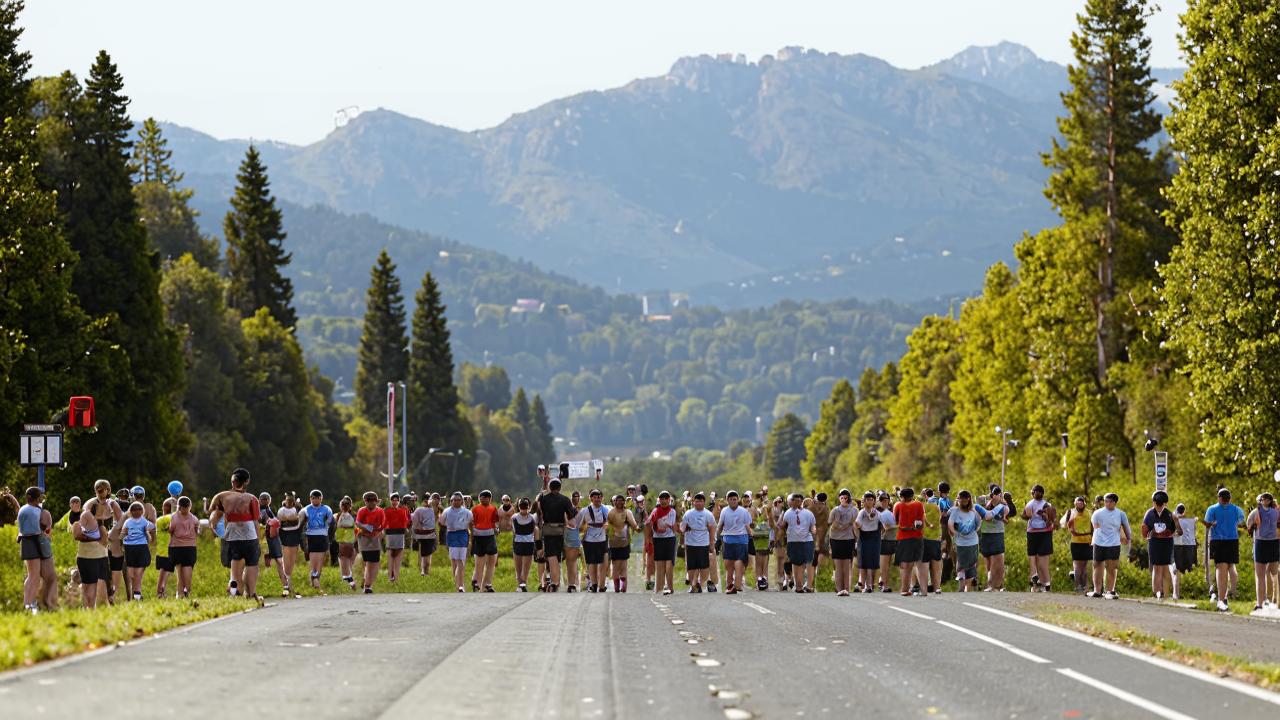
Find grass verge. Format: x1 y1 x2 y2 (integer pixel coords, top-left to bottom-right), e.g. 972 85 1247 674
1033 605 1280 689
0 597 252 672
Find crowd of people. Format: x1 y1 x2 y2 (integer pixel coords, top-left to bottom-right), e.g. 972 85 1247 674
14 464 1280 615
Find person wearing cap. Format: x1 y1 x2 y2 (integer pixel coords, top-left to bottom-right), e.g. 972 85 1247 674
17 487 56 613
716 491 752 594
411 493 439 577
577 489 610 592
470 490 499 592
442 492 473 592
1141 490 1178 599
1246 492 1278 611
1062 496 1093 593
132 485 158 525
1203 487 1245 610
680 492 717 593
301 490 334 592
355 492 385 594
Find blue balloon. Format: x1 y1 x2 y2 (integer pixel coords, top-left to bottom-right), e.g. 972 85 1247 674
167 480 183 497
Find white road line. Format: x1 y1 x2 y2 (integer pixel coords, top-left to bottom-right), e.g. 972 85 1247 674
965 602 1280 708
741 601 775 615
935 620 1050 664
1057 668 1198 720
886 605 935 621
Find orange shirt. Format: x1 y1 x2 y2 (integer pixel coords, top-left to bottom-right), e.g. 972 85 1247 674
383 506 410 530
472 504 499 531
894 500 925 540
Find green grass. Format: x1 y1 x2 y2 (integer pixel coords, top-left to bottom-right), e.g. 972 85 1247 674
1034 605 1280 689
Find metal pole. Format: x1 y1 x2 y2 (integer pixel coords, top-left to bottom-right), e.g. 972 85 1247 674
37 464 45 493
999 431 1008 488
400 381 409 489
387 382 396 498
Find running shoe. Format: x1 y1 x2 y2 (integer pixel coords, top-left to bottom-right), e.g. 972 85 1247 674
484 585 495 593
646 580 655 591
1217 600 1230 612
567 585 577 593
363 587 373 594
837 589 849 597
518 583 527 592
707 582 718 593
133 592 143 601
662 588 672 595
471 580 480 592
457 586 464 593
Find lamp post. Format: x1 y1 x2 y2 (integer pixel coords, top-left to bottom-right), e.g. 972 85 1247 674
995 426 1018 488
386 382 396 497
399 380 408 490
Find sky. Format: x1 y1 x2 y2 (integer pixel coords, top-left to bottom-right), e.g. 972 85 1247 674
22 0 1188 145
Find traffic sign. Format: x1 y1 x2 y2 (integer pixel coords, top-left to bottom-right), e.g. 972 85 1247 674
1154 451 1168 492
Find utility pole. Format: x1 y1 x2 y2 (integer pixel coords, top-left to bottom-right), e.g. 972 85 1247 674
399 380 408 490
995 426 1016 488
386 382 396 498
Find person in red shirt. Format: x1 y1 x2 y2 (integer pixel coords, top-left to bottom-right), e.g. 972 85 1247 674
383 493 411 584
470 490 500 592
892 488 925 597
355 492 385 594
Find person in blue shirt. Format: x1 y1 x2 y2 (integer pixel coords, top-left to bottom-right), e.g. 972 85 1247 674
1203 487 1246 611
301 490 334 592
122 502 157 601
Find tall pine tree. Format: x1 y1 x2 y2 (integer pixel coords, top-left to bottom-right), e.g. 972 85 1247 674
354 250 409 424
133 118 219 267
407 270 475 483
764 413 808 481
801 378 856 486
528 394 555 465
1158 0 1280 476
224 145 296 330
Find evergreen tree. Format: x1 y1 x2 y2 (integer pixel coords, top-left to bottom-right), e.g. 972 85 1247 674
885 315 962 486
238 308 317 485
32 51 188 488
528 394 555 464
0 0 30 145
509 388 533 430
354 250 409 423
407 270 475 482
1158 0 1280 476
836 363 899 480
459 363 512 411
224 145 296 330
764 413 808 481
801 378 856 486
132 118 219 266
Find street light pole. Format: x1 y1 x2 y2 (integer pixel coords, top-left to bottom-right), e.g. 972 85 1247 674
399 380 408 490
386 382 396 498
995 426 1017 488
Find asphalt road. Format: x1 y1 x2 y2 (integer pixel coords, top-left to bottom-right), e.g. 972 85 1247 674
2 590 1278 719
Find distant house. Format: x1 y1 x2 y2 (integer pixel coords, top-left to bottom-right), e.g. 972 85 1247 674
511 298 545 314
641 291 688 319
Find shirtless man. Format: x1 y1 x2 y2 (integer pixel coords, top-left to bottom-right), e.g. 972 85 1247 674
207 468 262 599
83 480 123 604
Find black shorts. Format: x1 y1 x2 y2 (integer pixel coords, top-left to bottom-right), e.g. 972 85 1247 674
830 538 855 560
610 546 631 561
1148 537 1174 566
1210 538 1239 565
979 533 1005 558
653 536 677 562
1255 538 1279 565
880 539 898 557
514 541 536 557
1070 543 1093 562
686 545 711 570
155 555 174 572
227 539 261 566
19 535 50 561
219 539 231 568
111 553 125 572
1026 532 1053 557
265 536 283 559
1093 544 1121 562
715 536 723 555
361 550 381 564
170 546 197 568
584 540 608 565
922 538 943 562
894 537 923 564
472 534 498 557
77 556 109 585
306 535 329 554
543 536 564 559
279 528 302 547
1173 544 1197 572
415 538 438 555
124 544 151 569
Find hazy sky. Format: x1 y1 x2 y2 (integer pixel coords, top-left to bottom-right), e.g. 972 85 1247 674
22 0 1188 145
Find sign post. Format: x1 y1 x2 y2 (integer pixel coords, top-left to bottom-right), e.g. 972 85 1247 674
19 424 64 492
1154 451 1168 493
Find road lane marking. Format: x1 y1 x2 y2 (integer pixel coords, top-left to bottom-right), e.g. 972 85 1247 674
935 620 1050 664
1056 668 1197 720
741 602 775 615
965 602 1280 707
887 606 935 621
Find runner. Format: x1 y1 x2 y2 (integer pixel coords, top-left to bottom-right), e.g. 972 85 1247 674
1203 488 1245 610
856 492 882 593
1246 492 1278 610
748 492 770 591
207 468 262 599
169 496 199 598
72 504 108 608
17 487 56 613
58 496 83 533
469 490 499 592
780 493 816 593
770 495 790 590
410 493 438 577
607 494 640 592
632 488 652 590
680 492 716 593
536 476 575 592
893 488 925 597
877 492 897 592
442 492 473 592
383 493 410 584
131 486 157 524
949 490 981 591
301 490 334 592
706 492 721 592
919 489 943 594
716 490 752 594
512 498 538 591
649 491 678 595
975 489 1008 591
1141 490 1177 599
563 490 582 593
277 493 303 596
1171 503 1197 600
122 501 156 601
83 480 122 605
1088 492 1130 599
811 492 830 584
108 492 129 600
334 497 357 589
936 482 954 579
257 492 286 591
578 489 610 592
154 498 175 598
355 492 385 594
498 494 515 534
1023 484 1056 592
828 489 857 596
1062 496 1093 593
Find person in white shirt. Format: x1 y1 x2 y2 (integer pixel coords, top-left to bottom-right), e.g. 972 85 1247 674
577 489 611 593
781 493 817 593
1088 493 1131 599
680 492 716 593
441 493 473 593
716 491 753 594
1171 503 1198 600
648 491 679 595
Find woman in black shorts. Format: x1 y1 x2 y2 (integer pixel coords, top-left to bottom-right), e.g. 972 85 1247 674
276 493 303 596
649 492 679 595
512 499 538 591
1141 491 1177 599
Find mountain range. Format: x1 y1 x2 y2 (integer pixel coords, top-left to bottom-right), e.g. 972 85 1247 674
163 42 1182 306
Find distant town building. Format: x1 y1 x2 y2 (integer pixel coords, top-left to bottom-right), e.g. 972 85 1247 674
511 298 545 314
